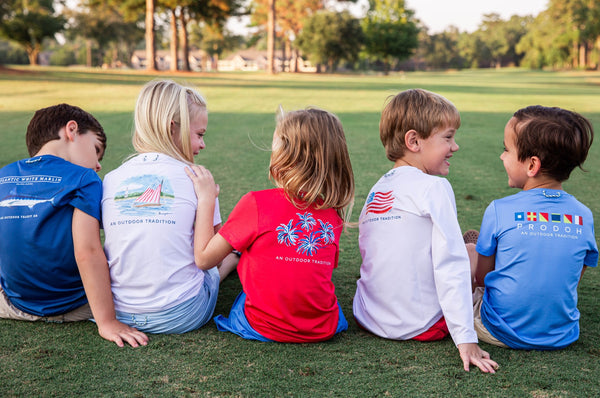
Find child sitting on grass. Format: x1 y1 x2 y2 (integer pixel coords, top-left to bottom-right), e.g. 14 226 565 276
186 107 355 343
353 89 497 373
0 103 148 347
473 105 598 350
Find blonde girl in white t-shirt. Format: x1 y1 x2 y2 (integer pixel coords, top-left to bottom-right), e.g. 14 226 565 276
101 79 237 334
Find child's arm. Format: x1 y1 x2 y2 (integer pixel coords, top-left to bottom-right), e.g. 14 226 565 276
474 254 495 287
72 209 149 347
185 165 233 270
457 343 498 373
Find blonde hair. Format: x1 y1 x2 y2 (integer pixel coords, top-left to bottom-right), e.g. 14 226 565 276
132 79 207 163
269 107 355 223
380 89 460 162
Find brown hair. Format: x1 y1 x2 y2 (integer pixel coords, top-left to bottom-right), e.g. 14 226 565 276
269 107 355 222
379 89 460 161
26 103 106 157
512 105 594 182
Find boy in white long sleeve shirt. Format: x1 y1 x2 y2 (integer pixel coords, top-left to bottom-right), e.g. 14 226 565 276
353 89 498 373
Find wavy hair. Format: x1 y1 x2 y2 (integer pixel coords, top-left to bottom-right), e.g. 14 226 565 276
269 107 355 223
132 79 206 163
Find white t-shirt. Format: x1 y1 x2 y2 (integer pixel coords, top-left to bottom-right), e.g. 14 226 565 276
102 153 221 313
353 166 477 346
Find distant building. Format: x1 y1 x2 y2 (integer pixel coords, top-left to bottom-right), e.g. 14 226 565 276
130 48 316 72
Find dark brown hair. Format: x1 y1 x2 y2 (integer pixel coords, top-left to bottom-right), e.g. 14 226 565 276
26 103 106 156
512 105 593 182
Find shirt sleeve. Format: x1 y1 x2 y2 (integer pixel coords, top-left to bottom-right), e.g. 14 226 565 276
213 197 222 227
584 212 599 268
428 178 478 345
476 201 498 257
218 192 259 251
70 169 102 222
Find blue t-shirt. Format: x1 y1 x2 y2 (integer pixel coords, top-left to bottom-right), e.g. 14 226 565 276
0 155 102 316
476 188 598 350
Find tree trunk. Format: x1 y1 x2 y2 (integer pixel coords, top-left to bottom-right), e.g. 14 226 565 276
179 9 190 72
291 48 298 73
579 41 587 69
169 8 179 72
267 0 276 74
27 46 39 66
145 0 157 71
86 39 92 67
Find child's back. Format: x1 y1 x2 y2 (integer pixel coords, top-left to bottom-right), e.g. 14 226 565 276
355 166 475 343
474 105 598 350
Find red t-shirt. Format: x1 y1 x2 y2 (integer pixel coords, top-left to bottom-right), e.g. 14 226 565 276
219 188 343 342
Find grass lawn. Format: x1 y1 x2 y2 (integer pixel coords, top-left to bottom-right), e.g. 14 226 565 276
1 66 599 397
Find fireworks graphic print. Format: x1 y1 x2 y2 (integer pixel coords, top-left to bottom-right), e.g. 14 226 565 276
365 191 394 214
276 212 335 256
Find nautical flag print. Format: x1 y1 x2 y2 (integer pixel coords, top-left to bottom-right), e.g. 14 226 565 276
366 191 394 214
515 212 525 221
514 211 584 225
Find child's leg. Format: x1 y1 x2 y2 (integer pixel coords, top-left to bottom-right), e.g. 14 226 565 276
463 230 479 291
218 252 239 282
472 287 508 348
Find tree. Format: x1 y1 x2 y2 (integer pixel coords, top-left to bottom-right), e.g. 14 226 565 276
475 13 532 68
296 10 363 72
419 26 466 70
252 0 324 72
0 0 65 65
362 0 419 73
68 1 143 67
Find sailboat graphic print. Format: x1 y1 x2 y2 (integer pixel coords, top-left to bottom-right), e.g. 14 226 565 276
114 175 174 216
134 181 162 207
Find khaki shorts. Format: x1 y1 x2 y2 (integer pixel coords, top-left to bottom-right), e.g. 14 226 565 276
473 287 508 348
0 288 92 323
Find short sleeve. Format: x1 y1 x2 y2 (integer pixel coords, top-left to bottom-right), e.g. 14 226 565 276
584 214 599 268
218 192 259 251
476 201 498 257
213 197 222 227
70 169 102 221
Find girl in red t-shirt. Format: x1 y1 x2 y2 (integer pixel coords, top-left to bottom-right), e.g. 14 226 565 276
185 107 355 342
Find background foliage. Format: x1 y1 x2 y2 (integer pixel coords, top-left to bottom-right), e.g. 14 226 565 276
0 67 599 397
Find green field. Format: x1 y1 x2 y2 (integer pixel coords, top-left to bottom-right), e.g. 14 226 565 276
1 67 599 397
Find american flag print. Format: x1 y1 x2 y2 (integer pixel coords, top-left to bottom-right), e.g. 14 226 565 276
365 191 394 215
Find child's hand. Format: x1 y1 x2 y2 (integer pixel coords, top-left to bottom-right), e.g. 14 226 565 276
98 319 149 348
185 165 220 203
457 343 498 373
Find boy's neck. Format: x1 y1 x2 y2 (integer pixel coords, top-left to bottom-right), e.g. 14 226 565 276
522 177 562 191
394 157 419 171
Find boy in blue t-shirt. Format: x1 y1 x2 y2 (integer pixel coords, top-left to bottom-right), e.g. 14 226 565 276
0 104 147 347
474 105 598 350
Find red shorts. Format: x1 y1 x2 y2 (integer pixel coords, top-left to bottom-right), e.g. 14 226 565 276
411 316 449 341
354 316 449 341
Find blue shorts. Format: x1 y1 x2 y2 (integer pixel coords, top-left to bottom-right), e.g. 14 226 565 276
214 291 348 342
115 267 220 334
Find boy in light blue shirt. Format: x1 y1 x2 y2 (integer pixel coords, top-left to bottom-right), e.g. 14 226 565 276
474 105 598 350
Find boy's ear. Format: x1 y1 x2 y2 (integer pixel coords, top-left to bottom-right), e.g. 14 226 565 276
404 130 420 153
527 156 542 177
64 120 79 142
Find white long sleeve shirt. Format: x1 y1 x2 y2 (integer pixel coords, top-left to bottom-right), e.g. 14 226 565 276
353 166 477 346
